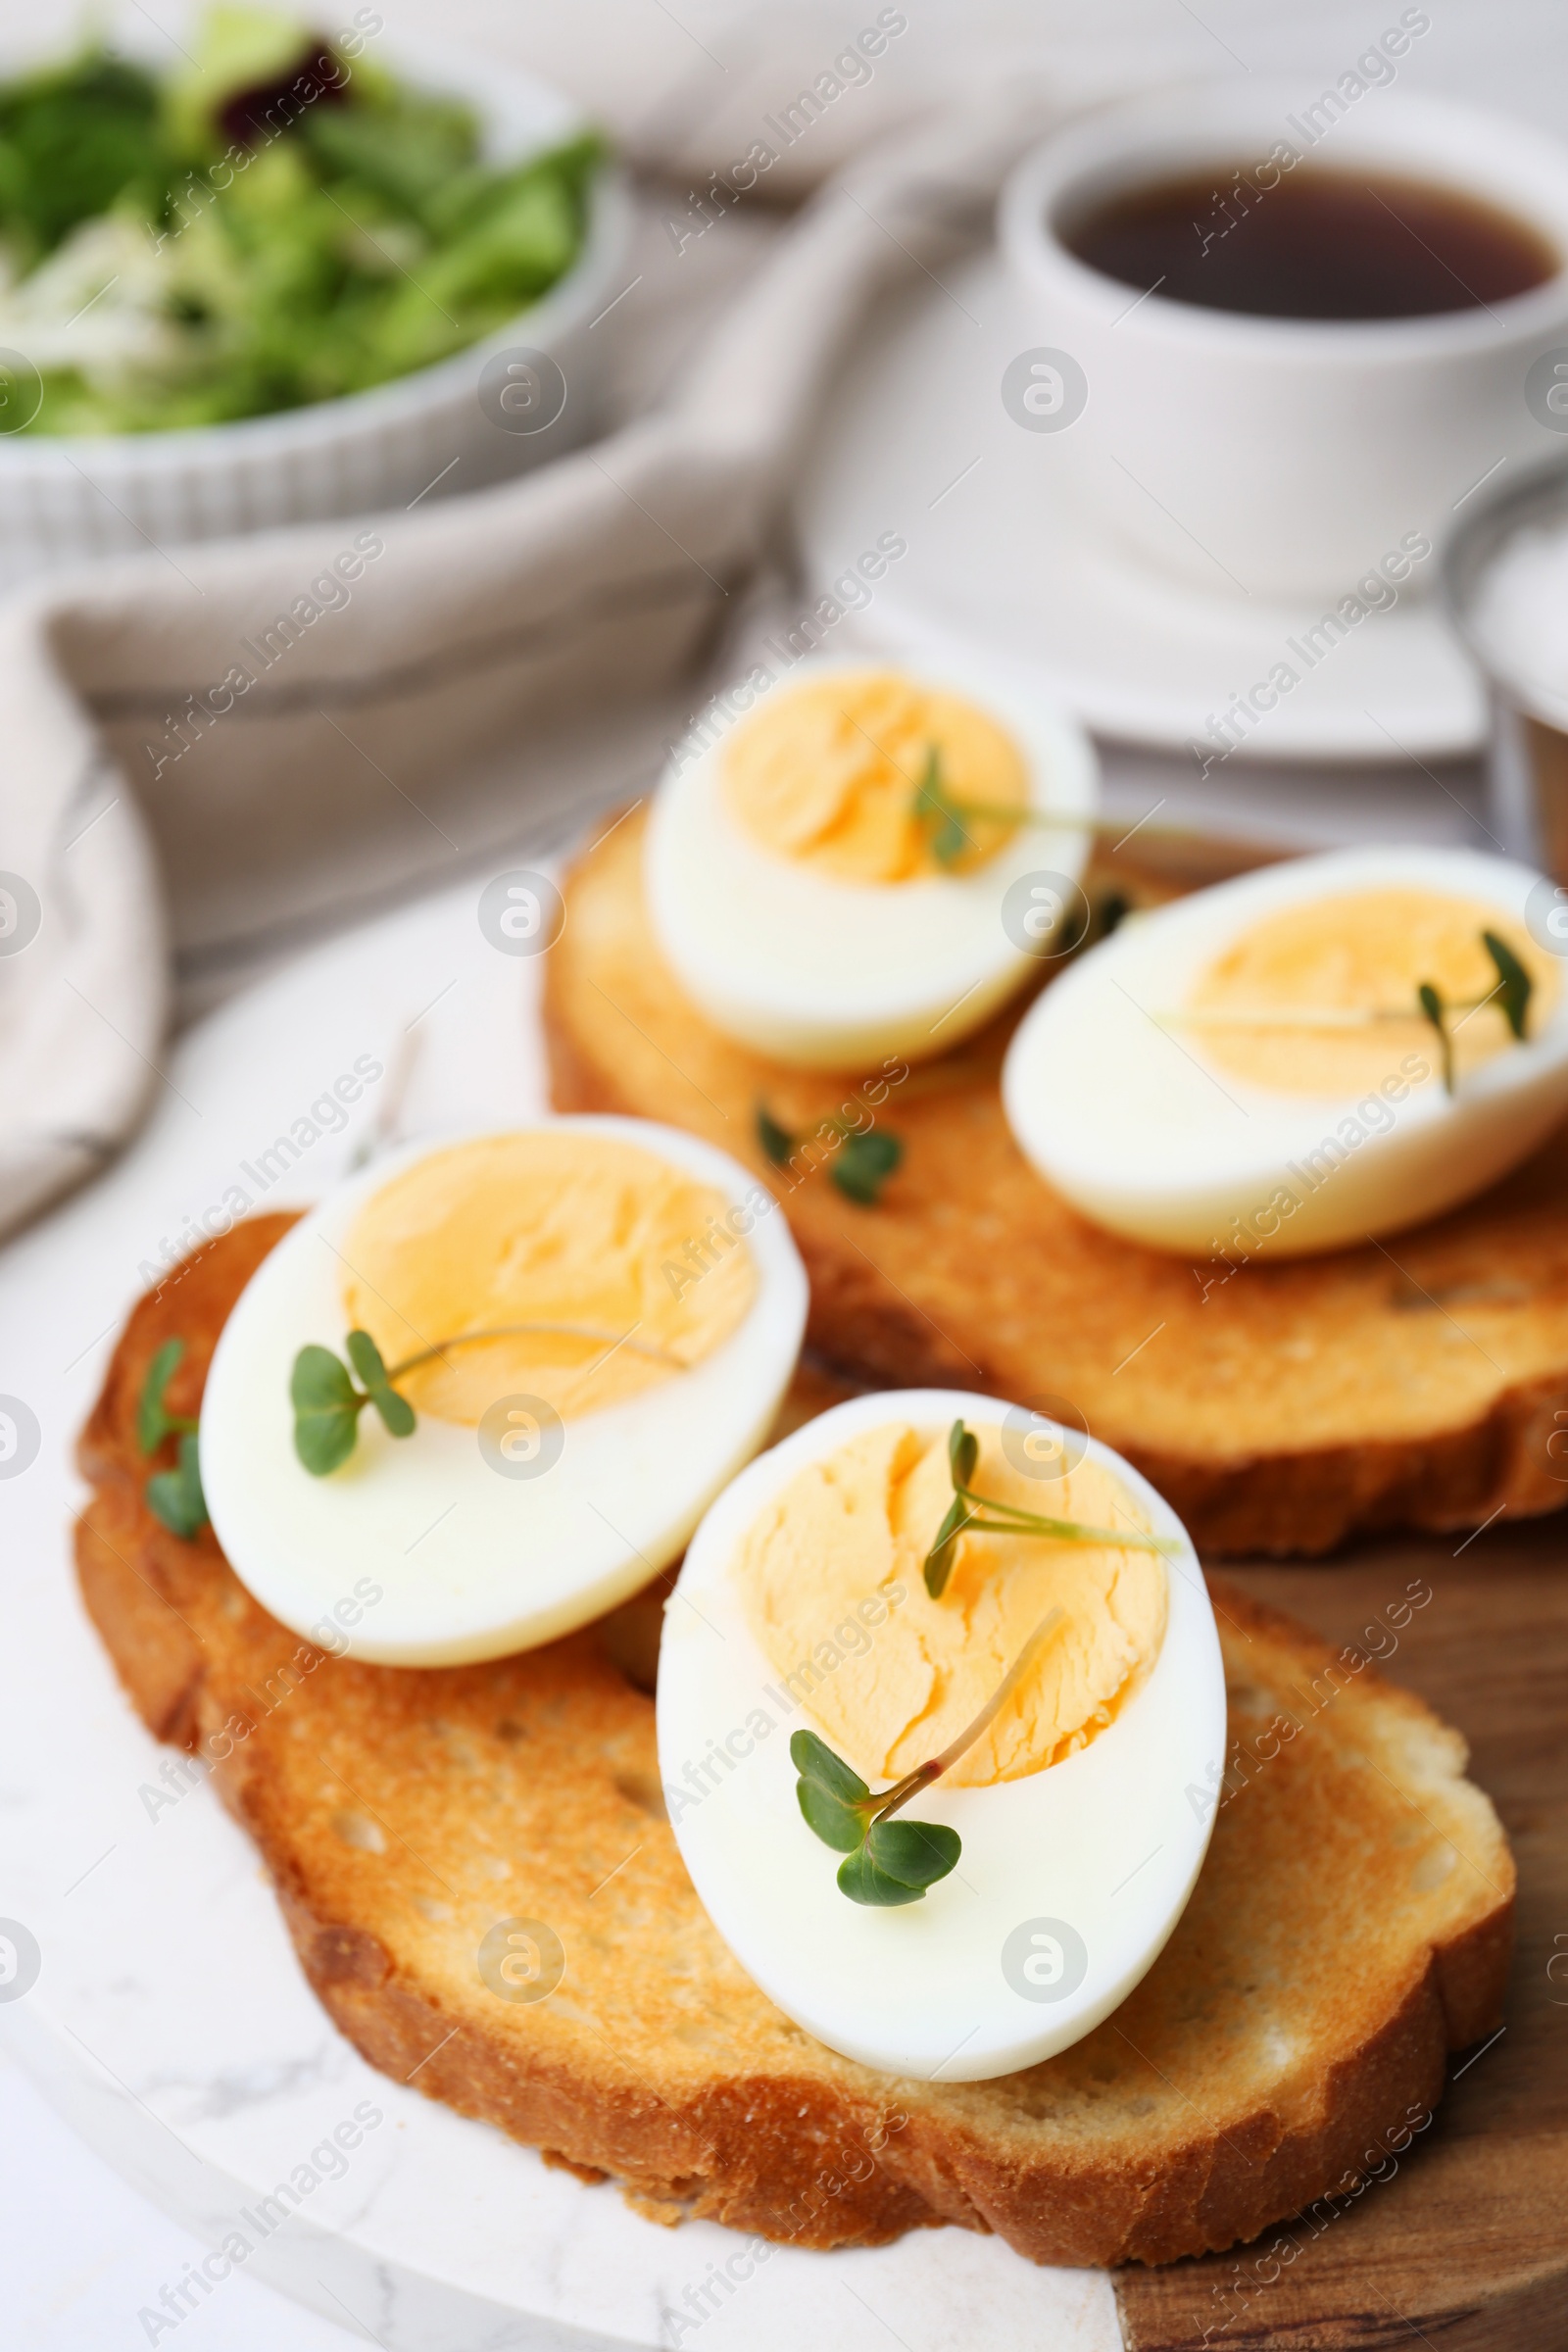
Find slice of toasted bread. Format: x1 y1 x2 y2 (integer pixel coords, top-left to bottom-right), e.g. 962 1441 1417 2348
543 809 1568 1556
74 1221 1513 2269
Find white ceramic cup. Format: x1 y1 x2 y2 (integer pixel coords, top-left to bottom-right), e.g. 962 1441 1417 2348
1000 84 1568 604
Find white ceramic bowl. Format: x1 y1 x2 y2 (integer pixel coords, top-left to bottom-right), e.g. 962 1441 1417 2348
0 15 631 584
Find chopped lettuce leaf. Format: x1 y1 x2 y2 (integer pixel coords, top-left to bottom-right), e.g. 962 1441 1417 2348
0 10 603 434
300 87 479 220
0 54 162 262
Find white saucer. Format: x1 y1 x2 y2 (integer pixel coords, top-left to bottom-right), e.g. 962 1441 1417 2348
792 254 1487 763
0 875 1118 2352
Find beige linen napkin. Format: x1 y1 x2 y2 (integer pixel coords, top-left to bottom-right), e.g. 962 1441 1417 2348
0 88 1059 1242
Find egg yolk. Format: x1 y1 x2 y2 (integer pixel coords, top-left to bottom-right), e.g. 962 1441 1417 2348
1188 888 1557 1096
734 1421 1166 1788
721 669 1028 882
341 1132 755 1425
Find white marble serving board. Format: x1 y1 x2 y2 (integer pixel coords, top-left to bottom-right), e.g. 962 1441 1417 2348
0 869 1120 2352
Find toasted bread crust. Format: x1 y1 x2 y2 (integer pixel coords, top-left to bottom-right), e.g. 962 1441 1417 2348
74 1224 1515 2268
543 809 1568 1557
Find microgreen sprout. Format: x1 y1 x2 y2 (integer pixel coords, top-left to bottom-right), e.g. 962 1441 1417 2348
756 1105 794 1167
291 1330 416 1475
912 746 978 869
909 759 1542 1081
756 1102 904 1206
923 1418 1177 1598
909 745 1216 873
1163 928 1536 1100
290 1321 685 1475
136 1339 208 1539
791 1607 1065 1904
1483 928 1533 1041
1419 931 1537 1097
1416 981 1454 1097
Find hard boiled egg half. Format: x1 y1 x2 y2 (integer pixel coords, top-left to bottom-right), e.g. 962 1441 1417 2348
1004 844 1568 1259
644 651 1099 1069
200 1118 808 1666
658 1389 1222 2080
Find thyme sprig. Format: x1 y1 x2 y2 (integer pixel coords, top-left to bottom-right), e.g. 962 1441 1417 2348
290 1321 684 1475
136 1339 208 1539
923 1419 1177 1598
792 1607 1065 1904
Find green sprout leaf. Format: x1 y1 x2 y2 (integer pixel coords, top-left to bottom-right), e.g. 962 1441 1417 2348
858 1816 961 1894
788 1607 1081 1905
913 746 970 870
831 1130 903 1206
867 1816 961 1886
792 1732 872 1852
137 1337 196 1455
922 1418 1177 1594
756 1104 794 1167
137 1337 206 1539
791 1728 960 1905
345 1328 416 1438
290 1344 367 1475
1163 926 1534 1102
291 1334 420 1475
370 1386 416 1439
145 1430 208 1540
799 1781 870 1852
1417 981 1454 1097
912 743 1060 873
790 1729 868 1805
344 1328 391 1392
1482 929 1533 1042
923 1493 971 1598
758 1103 903 1206
837 1838 933 1906
293 1318 677 1482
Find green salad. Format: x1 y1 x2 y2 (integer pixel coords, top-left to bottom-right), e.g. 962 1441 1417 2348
0 6 601 433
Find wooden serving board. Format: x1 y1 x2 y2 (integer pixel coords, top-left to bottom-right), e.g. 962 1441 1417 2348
1116 1518 1568 2352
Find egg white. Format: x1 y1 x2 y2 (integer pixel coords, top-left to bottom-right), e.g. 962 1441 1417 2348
657 1389 1223 2082
199 1116 808 1667
1003 844 1568 1259
643 648 1099 1070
